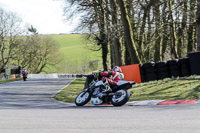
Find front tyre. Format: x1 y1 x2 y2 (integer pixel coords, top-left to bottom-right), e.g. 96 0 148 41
75 91 91 106
111 89 130 106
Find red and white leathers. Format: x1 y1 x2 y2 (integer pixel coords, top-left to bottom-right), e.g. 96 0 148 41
100 71 121 84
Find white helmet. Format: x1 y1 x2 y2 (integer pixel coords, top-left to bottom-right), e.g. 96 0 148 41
112 66 122 73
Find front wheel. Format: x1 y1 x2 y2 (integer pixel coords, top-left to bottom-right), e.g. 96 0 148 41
111 89 130 106
75 91 91 106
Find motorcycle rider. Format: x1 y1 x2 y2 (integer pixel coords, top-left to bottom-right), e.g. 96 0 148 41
99 66 123 92
22 68 28 74
84 66 124 90
22 68 28 80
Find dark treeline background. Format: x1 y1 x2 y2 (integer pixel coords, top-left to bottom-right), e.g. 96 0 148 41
65 0 200 71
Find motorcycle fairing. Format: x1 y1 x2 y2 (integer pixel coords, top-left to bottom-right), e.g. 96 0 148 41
90 97 103 105
117 81 135 87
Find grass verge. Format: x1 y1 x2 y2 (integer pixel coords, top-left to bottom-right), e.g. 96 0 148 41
55 78 86 103
129 75 200 101
55 75 200 103
0 78 22 84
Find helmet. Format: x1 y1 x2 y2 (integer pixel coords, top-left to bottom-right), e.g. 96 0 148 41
112 66 122 73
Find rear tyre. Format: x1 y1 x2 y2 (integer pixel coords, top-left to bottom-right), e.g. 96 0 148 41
23 77 27 81
75 91 91 106
111 89 130 106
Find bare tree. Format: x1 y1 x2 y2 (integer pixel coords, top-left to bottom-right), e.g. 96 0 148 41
187 0 196 53
63 0 199 68
0 8 23 69
117 0 141 64
109 0 124 67
64 0 109 70
17 33 62 74
197 0 200 51
168 0 179 58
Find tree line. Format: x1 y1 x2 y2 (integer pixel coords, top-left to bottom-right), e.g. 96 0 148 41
0 8 61 74
65 0 200 71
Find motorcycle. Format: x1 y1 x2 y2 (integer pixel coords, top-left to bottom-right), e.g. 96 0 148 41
22 71 28 81
75 73 135 106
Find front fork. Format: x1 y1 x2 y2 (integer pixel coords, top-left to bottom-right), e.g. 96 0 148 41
80 82 95 97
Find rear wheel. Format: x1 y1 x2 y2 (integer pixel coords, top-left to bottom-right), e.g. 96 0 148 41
75 91 91 106
23 77 27 81
111 89 130 106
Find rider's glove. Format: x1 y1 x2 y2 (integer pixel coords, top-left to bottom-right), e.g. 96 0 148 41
95 72 99 76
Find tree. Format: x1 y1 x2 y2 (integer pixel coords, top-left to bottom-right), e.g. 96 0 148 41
177 0 187 57
63 0 199 69
187 0 196 53
168 0 179 58
196 0 200 51
109 0 124 67
153 0 162 62
117 0 141 64
97 0 109 71
28 25 38 35
16 34 61 73
64 0 109 71
0 8 23 69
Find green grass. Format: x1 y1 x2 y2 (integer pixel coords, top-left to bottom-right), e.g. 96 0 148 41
55 78 86 103
45 34 103 73
0 78 22 84
55 75 200 103
129 75 200 101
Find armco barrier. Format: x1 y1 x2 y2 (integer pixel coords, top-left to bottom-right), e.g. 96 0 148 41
0 74 86 80
28 74 58 79
27 74 87 79
0 74 21 80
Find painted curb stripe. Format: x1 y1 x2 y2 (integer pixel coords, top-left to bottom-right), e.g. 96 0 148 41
85 104 113 107
157 99 198 105
197 100 200 104
127 100 164 106
83 99 199 106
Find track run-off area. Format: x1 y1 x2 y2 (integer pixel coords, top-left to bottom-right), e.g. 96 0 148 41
1 78 200 133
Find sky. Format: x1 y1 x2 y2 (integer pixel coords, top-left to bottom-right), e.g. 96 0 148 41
0 0 78 34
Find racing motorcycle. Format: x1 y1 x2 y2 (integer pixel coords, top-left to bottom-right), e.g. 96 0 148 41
22 71 28 81
75 73 135 106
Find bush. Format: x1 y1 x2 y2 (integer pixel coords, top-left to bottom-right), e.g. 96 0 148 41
89 59 100 71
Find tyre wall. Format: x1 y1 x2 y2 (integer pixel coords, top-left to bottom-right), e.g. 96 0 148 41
139 57 192 82
188 52 200 75
117 52 198 83
141 62 157 82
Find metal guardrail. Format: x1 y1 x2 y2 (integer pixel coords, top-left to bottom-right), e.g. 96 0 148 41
27 74 88 79
0 74 88 80
0 74 22 80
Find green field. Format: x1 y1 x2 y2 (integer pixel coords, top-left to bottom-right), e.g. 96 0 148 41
46 34 103 73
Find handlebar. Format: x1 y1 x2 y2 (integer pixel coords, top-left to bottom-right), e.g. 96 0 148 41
92 72 110 81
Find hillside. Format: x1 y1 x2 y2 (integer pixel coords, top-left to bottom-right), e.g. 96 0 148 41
46 34 103 73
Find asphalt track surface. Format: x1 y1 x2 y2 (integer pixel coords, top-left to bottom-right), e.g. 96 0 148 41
1 78 200 133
